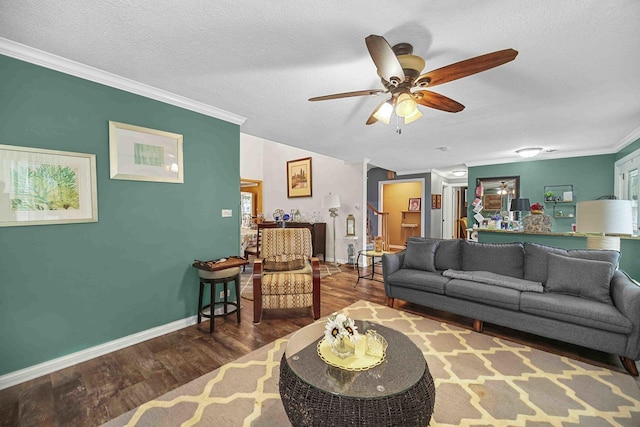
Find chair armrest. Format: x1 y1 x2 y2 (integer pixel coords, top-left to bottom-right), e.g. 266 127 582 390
310 257 320 277
610 270 640 359
382 251 405 295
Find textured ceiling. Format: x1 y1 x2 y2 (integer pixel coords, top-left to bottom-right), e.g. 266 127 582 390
1 1 639 175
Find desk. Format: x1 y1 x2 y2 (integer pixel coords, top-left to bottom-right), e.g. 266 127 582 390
279 320 435 426
355 250 390 286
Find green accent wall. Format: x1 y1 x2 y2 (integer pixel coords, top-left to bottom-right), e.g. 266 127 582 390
468 155 615 232
0 55 240 375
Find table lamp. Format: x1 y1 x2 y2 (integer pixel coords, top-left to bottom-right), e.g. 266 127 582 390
576 200 633 250
509 198 530 221
322 193 341 265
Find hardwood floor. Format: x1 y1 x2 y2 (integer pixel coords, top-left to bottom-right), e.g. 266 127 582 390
0 264 634 427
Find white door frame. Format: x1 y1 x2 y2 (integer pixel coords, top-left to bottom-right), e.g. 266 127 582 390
378 178 426 238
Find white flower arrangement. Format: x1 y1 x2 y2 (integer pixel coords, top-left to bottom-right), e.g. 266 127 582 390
324 311 360 345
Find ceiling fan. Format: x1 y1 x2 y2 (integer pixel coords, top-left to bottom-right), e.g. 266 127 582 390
309 35 518 126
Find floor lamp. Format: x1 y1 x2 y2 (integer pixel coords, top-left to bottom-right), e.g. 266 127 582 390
323 193 341 266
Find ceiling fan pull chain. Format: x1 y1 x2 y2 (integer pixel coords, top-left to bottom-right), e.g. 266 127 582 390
396 115 402 134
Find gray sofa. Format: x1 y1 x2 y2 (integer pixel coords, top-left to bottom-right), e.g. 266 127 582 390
382 237 640 376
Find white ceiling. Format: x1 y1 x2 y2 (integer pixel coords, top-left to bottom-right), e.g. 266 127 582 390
1 1 639 176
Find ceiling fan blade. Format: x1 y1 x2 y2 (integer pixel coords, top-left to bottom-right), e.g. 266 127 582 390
413 90 465 113
309 89 386 101
414 48 518 88
365 35 405 84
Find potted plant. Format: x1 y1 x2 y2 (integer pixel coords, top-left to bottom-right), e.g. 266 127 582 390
544 191 555 201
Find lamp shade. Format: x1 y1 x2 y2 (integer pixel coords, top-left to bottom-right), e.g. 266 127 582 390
510 198 531 212
576 200 633 235
322 194 341 209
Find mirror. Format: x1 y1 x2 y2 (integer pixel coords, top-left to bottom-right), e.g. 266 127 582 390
475 176 520 214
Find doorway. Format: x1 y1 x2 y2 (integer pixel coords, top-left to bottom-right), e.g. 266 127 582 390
379 179 425 249
240 178 263 222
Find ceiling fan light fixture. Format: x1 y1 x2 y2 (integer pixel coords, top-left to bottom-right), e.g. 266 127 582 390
403 108 422 124
397 54 426 75
516 147 543 158
373 101 393 124
395 93 418 117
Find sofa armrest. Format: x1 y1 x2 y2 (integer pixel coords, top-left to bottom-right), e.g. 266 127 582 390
610 270 640 359
382 251 405 293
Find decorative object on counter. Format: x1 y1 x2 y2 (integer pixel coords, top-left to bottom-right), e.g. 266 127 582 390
286 157 312 198
576 200 633 251
523 210 552 233
509 198 530 221
324 312 360 359
323 193 341 265
530 202 544 214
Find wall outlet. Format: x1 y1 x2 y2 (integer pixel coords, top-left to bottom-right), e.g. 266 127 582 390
221 209 232 217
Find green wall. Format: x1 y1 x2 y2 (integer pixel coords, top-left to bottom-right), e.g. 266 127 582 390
469 154 615 232
0 55 240 375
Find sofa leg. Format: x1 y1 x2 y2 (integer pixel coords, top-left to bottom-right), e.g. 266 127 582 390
620 356 639 376
473 319 483 333
387 297 395 308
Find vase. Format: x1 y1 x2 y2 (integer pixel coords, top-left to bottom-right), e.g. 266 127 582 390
331 336 355 359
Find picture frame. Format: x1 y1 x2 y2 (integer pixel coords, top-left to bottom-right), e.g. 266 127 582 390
0 144 98 227
408 197 421 211
483 194 503 210
109 121 184 183
286 157 312 198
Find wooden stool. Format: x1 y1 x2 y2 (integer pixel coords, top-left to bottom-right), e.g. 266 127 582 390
197 267 242 333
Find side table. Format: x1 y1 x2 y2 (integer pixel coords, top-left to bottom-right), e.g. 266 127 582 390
192 257 248 333
355 250 391 286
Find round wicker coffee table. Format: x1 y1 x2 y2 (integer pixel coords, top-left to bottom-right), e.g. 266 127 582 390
279 321 435 426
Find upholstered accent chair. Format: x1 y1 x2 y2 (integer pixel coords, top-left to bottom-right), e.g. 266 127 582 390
252 227 321 323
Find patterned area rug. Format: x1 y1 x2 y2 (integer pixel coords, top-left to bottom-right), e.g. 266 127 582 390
239 263 343 301
102 301 640 427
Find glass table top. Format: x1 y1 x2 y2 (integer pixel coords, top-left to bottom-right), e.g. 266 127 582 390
285 320 426 398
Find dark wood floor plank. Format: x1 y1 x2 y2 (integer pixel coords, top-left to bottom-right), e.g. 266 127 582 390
0 263 633 427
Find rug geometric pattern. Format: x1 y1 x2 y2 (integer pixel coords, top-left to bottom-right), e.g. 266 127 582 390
102 300 640 427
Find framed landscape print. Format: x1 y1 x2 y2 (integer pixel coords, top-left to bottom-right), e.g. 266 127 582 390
109 121 184 183
0 144 98 227
287 157 312 198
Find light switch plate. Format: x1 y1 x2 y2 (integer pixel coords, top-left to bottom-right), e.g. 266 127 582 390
221 209 232 217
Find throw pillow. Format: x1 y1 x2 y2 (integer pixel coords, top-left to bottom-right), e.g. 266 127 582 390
545 253 614 305
263 258 306 272
461 241 525 279
403 240 439 272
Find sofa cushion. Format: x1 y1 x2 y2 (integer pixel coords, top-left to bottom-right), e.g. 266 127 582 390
403 239 439 272
520 292 632 334
545 253 614 304
443 269 543 293
461 241 525 279
386 269 449 295
408 237 462 270
523 242 621 284
445 279 521 311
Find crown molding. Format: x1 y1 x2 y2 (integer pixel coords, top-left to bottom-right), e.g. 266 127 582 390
614 125 640 152
0 38 246 125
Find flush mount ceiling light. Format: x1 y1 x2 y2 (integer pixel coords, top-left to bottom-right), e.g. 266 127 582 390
516 147 543 158
452 170 466 177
